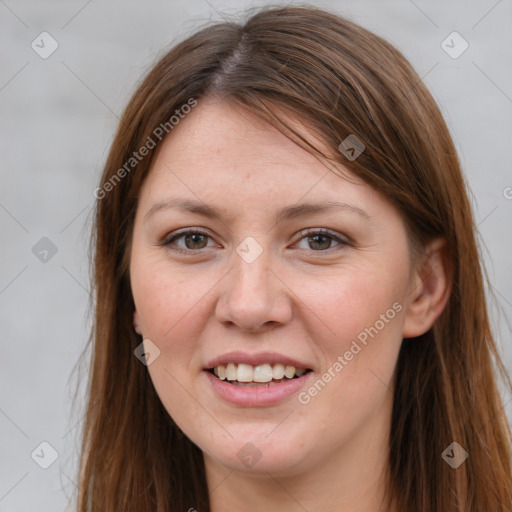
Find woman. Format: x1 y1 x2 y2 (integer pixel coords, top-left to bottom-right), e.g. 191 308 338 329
78 5 512 511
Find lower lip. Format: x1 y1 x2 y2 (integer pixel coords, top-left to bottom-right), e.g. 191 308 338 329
204 370 313 407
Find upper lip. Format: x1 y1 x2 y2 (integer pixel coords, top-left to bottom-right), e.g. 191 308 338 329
205 351 312 370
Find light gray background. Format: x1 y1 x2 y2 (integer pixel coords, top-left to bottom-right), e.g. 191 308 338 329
1 0 511 510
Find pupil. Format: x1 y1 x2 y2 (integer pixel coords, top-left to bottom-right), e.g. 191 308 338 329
187 233 206 249
310 235 330 250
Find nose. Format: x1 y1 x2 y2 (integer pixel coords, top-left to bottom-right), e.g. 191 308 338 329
215 242 293 333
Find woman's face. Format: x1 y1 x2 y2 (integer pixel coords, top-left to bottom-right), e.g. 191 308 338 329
130 99 415 477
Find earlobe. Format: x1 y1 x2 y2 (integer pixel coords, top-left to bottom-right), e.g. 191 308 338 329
133 310 142 335
402 237 452 338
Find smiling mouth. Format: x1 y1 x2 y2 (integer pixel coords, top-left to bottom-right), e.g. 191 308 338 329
207 363 313 387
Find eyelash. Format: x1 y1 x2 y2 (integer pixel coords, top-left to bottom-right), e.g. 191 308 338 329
161 227 350 255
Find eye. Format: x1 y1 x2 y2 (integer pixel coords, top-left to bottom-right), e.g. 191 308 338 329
294 228 348 252
162 228 217 254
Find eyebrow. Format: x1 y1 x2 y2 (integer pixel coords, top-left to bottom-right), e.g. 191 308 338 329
143 198 372 225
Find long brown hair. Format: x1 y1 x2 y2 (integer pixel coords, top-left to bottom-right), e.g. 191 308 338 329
76 5 512 511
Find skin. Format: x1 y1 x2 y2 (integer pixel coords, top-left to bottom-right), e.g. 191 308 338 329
130 98 449 512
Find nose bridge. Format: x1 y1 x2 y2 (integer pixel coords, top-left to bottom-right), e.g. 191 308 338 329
230 235 273 308
215 235 292 331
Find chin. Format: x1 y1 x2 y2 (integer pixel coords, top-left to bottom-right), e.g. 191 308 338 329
199 428 312 476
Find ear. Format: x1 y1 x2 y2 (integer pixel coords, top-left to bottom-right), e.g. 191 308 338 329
402 237 451 338
133 310 143 335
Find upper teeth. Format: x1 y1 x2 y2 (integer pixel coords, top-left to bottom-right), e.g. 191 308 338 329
213 363 307 382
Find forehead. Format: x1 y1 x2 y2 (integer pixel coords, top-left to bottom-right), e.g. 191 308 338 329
143 99 357 193
137 99 398 228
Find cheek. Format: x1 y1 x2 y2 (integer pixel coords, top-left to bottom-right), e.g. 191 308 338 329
299 274 404 425
131 262 216 432
295 265 406 410
301 264 405 353
131 255 217 342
